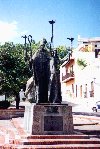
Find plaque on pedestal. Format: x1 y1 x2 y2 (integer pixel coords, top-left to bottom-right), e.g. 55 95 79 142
24 103 73 135
44 116 63 131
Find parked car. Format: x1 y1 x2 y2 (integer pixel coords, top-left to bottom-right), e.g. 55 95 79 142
92 101 100 112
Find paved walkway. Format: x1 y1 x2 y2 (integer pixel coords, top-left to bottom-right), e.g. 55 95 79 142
62 97 98 113
0 114 100 144
73 114 100 136
0 101 100 147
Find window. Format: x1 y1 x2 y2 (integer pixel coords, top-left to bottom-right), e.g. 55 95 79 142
90 81 94 97
83 42 88 44
98 51 100 58
84 84 87 98
72 84 74 93
70 65 73 73
91 81 94 91
95 49 100 58
76 85 77 97
80 85 82 97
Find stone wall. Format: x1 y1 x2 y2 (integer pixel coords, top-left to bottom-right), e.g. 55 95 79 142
0 109 24 119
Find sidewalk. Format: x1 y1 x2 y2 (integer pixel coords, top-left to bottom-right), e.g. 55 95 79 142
62 97 98 113
0 111 99 147
73 114 100 136
0 100 99 142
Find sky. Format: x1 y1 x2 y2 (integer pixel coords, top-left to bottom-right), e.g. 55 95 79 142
0 0 100 48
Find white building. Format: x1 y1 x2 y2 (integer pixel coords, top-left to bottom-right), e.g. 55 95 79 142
60 36 100 105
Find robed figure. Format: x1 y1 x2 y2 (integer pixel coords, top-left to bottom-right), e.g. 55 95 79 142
25 38 62 104
49 50 62 103
32 39 50 103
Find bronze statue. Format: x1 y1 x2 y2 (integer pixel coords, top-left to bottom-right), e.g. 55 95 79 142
49 49 62 103
25 38 62 104
32 39 50 103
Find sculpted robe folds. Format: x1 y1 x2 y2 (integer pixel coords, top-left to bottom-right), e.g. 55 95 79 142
32 48 50 103
27 38 62 104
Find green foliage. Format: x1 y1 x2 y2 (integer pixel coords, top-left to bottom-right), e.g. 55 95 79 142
31 41 40 55
0 42 31 96
0 40 70 99
56 45 69 59
77 58 87 69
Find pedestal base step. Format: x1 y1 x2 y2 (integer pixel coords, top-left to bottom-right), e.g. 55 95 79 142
3 134 100 149
27 134 90 139
3 143 100 149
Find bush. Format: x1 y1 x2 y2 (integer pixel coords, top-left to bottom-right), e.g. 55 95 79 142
0 100 10 109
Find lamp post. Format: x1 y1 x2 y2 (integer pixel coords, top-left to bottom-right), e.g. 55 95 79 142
67 37 74 58
49 20 55 44
28 35 33 60
21 35 33 61
67 37 74 50
22 35 27 61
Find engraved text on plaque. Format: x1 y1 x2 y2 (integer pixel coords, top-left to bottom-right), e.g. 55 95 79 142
44 116 63 131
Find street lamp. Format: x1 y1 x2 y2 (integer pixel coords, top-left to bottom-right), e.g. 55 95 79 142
49 20 55 44
67 37 74 49
67 37 74 58
21 35 33 61
21 35 27 61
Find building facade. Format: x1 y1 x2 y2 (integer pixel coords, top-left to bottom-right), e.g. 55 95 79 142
60 37 100 103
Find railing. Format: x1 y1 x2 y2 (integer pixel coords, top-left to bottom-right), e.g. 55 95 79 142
62 72 74 82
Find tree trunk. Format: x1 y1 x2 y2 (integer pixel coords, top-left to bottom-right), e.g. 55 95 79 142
5 93 6 101
15 92 20 109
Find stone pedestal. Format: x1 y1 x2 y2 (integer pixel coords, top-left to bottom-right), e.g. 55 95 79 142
24 103 73 135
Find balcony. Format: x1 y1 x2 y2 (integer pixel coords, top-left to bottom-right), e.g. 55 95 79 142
61 58 74 67
62 72 74 82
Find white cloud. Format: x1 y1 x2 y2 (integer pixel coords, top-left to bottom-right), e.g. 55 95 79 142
0 20 28 44
0 20 19 44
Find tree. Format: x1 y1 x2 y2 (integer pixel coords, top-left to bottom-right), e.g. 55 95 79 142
56 45 69 59
0 40 70 108
0 42 31 109
77 58 87 69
